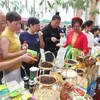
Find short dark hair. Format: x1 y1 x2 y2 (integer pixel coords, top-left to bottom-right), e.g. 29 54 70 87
52 12 61 21
90 26 100 34
84 20 93 28
28 17 40 27
6 11 21 22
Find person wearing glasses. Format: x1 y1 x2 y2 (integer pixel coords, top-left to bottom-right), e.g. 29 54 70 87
58 17 89 60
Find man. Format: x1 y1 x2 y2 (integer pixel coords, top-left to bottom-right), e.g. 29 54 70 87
0 10 6 84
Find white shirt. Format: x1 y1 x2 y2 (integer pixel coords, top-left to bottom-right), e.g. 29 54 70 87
94 37 99 45
82 30 94 48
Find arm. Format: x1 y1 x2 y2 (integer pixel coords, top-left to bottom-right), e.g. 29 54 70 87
0 54 37 71
38 31 45 49
0 37 26 59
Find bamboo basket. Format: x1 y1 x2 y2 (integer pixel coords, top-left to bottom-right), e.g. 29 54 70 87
37 74 57 87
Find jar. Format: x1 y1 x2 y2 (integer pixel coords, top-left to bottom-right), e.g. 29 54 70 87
23 76 29 89
28 79 36 93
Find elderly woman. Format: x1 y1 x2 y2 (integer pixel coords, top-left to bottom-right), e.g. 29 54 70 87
58 17 89 60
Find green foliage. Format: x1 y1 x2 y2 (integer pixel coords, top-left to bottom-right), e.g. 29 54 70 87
0 0 5 8
90 9 100 16
66 0 93 10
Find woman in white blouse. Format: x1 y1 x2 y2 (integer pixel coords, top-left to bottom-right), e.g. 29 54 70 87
82 20 94 49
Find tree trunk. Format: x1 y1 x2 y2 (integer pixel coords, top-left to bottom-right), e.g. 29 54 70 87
5 0 7 8
33 0 35 17
20 0 22 8
76 9 83 17
89 0 97 23
25 0 28 9
45 0 47 13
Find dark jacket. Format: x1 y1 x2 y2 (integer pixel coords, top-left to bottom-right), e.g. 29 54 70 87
42 23 60 52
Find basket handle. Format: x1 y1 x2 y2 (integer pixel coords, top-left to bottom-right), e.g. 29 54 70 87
40 51 56 64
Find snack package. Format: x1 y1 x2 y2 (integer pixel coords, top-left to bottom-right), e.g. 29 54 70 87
27 49 38 64
0 84 9 99
87 81 97 97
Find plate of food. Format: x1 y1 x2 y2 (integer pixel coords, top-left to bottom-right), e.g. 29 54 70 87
39 61 54 70
37 75 56 87
61 69 78 78
56 43 66 47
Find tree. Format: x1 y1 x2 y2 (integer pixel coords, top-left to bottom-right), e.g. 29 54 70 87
66 0 93 17
39 0 68 13
89 0 100 23
0 0 5 8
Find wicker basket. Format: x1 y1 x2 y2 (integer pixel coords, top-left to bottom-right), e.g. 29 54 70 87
39 51 55 70
39 61 55 70
37 74 57 87
34 87 60 100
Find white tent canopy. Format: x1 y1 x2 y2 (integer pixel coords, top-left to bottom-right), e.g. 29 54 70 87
0 6 8 14
40 13 52 21
21 9 31 19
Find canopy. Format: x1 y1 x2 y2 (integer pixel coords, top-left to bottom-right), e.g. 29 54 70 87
40 13 52 23
21 9 31 22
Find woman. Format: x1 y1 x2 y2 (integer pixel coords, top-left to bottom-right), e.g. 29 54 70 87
64 17 89 60
90 26 100 46
82 20 94 49
0 11 26 83
42 12 61 61
20 17 45 77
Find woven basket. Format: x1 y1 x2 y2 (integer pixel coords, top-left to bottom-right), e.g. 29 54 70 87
39 51 55 71
34 87 60 100
37 74 57 87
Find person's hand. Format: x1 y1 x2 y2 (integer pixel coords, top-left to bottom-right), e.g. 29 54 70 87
18 50 26 56
80 52 85 57
21 44 28 50
51 37 57 42
21 54 37 63
38 31 43 38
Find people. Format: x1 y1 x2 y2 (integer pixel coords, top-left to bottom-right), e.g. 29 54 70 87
42 12 61 60
0 11 26 83
63 17 89 60
90 26 100 46
0 9 7 84
63 25 66 36
19 17 45 77
82 20 94 49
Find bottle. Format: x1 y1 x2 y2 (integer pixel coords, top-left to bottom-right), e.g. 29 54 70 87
22 41 28 50
23 76 29 89
28 79 36 93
